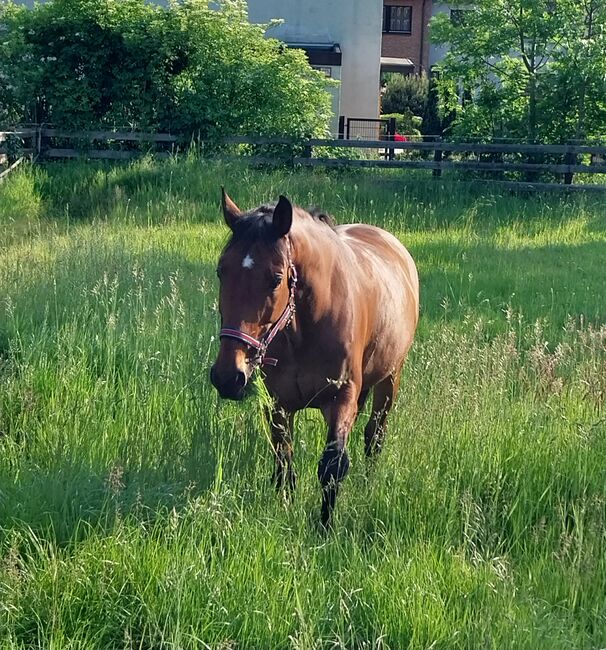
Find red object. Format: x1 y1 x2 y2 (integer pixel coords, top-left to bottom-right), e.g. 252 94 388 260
394 133 408 142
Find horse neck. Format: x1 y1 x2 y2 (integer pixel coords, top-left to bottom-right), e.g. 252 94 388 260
290 218 345 324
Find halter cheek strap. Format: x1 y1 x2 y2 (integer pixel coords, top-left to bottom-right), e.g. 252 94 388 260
218 240 297 368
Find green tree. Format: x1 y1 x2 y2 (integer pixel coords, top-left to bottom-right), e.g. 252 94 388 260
0 0 332 138
431 0 606 142
381 73 429 118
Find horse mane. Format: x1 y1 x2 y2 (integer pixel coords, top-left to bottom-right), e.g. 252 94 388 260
307 208 337 229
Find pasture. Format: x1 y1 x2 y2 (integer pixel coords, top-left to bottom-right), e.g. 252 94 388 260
1 159 605 648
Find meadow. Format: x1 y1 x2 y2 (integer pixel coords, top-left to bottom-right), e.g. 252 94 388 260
1 158 605 649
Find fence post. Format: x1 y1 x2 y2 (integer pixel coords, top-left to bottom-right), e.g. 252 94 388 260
338 116 345 140
563 142 575 185
386 118 396 161
432 139 443 177
301 139 312 159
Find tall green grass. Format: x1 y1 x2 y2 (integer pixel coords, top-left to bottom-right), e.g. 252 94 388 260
1 159 605 648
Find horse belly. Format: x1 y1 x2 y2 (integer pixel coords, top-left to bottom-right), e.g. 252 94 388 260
352 234 418 386
361 300 416 387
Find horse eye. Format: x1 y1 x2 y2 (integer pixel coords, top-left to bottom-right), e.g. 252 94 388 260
272 274 283 289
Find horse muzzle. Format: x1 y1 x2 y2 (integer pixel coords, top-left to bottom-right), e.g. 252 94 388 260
210 364 250 401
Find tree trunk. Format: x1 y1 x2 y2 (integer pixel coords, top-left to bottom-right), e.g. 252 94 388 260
527 73 537 143
525 59 539 182
575 0 594 141
574 82 587 141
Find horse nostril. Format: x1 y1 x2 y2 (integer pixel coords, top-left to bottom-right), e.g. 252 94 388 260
210 365 247 399
234 370 247 389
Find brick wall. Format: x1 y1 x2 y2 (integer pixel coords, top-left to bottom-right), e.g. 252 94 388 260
382 0 430 73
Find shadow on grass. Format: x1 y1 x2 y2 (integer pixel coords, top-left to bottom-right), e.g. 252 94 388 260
28 158 606 232
33 158 239 224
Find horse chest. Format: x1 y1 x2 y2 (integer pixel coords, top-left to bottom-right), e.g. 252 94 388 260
263 353 344 411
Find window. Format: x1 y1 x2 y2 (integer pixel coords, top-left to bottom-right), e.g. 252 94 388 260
383 6 412 34
312 65 333 78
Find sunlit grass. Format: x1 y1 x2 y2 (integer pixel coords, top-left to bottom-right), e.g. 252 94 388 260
0 159 605 648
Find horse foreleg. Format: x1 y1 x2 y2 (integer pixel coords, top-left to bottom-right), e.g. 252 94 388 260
318 380 359 528
357 388 370 413
364 372 400 458
268 406 296 495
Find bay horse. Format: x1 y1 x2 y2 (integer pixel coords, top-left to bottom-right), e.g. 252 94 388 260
210 190 419 527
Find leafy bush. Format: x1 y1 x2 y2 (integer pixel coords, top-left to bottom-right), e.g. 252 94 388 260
422 74 445 137
381 73 429 119
0 0 332 138
380 112 422 137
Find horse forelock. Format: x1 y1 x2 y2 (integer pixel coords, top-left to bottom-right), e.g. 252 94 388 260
228 204 277 244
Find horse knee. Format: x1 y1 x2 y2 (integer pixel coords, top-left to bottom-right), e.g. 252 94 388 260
317 445 350 487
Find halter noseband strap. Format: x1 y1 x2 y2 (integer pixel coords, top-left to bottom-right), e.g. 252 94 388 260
218 239 297 368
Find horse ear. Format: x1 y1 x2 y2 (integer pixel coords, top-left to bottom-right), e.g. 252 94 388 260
272 195 293 238
221 187 242 230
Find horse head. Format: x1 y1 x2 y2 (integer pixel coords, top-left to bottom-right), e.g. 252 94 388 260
210 189 297 400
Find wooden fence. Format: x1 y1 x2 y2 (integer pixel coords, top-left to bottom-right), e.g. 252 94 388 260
0 157 25 184
1 128 606 192
223 136 606 192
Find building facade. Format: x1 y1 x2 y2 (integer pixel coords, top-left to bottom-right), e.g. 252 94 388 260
247 0 384 130
381 0 431 76
429 1 453 68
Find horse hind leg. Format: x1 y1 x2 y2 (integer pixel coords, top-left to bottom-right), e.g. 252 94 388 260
364 372 400 458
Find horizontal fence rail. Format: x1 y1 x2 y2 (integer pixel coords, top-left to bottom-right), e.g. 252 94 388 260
224 135 606 156
0 156 25 184
0 128 178 162
1 128 605 192
41 129 178 142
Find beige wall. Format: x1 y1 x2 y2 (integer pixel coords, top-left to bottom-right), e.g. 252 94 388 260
248 0 383 127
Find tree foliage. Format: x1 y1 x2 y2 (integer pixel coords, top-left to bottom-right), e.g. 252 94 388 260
381 73 429 118
0 0 332 137
380 112 422 137
431 0 606 142
381 73 445 135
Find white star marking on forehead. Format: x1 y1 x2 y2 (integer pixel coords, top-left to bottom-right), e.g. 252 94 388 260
242 254 255 269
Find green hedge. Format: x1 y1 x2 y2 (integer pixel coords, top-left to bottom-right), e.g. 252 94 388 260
0 0 332 138
380 112 422 137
